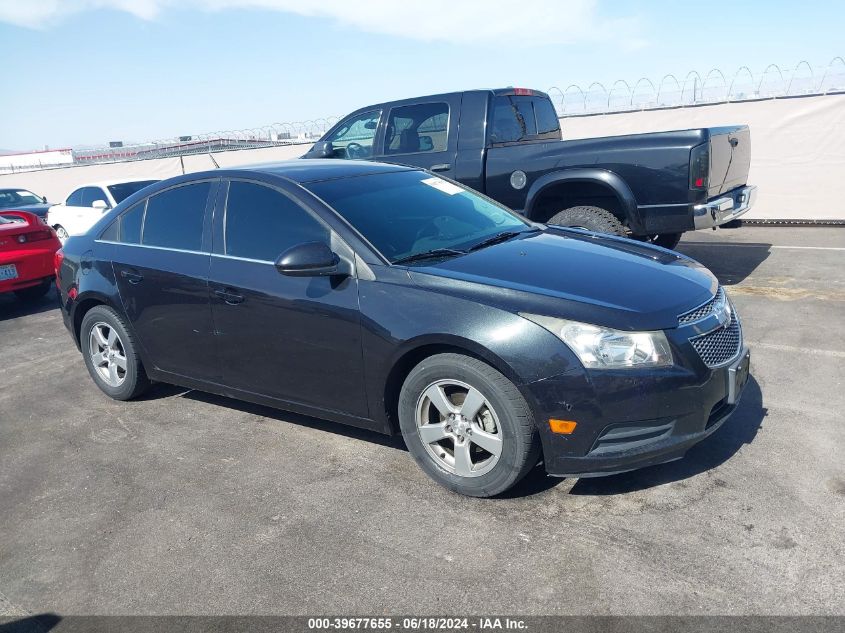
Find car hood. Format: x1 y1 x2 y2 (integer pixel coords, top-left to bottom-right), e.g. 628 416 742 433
408 229 718 331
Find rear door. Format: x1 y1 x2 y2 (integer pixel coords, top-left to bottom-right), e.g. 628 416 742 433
208 178 368 417
374 95 461 177
110 180 219 381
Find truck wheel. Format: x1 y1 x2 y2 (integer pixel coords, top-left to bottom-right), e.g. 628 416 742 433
650 233 682 250
398 353 541 497
547 205 626 236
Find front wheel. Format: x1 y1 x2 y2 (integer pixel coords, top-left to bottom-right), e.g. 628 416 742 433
398 353 541 497
54 225 69 244
80 305 150 401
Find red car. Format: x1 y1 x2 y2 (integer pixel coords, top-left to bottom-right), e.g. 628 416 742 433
0 210 61 302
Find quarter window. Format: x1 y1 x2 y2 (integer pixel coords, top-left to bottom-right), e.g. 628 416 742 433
385 103 449 155
325 110 381 159
66 189 84 206
224 181 328 262
142 182 210 251
119 200 145 244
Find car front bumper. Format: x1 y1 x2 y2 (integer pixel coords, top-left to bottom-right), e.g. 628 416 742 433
522 346 750 478
693 185 757 230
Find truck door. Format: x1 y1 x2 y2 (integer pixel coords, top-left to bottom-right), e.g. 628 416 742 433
374 95 461 178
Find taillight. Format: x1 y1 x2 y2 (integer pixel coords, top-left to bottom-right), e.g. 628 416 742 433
17 229 54 243
690 143 709 190
54 249 64 282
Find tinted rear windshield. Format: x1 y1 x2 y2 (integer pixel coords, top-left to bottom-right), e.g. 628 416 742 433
305 170 528 263
108 180 158 204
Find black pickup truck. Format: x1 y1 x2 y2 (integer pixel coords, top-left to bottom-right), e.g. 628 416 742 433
304 88 757 249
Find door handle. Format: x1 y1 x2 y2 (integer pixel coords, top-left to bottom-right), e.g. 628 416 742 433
214 288 244 305
430 163 451 172
120 269 143 284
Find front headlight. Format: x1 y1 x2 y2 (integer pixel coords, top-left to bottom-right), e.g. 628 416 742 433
522 314 673 369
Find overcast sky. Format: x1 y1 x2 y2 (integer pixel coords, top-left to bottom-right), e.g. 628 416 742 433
0 0 842 150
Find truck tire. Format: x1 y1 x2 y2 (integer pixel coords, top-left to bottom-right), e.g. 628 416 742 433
547 205 626 236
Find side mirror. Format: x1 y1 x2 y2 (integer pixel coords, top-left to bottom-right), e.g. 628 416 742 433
91 200 109 211
418 135 433 151
304 141 334 159
42 196 48 203
274 241 350 277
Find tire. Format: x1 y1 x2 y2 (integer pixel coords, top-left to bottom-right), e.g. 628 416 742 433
650 233 683 250
14 279 52 303
80 305 150 401
398 353 541 497
54 225 69 244
547 205 626 236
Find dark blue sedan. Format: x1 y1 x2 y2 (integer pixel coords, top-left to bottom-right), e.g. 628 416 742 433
55 160 750 497
0 188 53 218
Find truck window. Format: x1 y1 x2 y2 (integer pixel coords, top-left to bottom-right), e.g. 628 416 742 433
325 110 381 159
385 103 449 155
490 95 560 143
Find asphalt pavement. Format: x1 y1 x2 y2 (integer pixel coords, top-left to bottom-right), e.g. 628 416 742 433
0 226 843 616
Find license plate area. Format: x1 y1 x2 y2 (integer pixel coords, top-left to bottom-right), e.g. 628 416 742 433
0 264 18 281
726 348 751 405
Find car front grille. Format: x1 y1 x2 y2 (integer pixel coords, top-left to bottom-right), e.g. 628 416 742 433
679 287 725 325
689 318 742 367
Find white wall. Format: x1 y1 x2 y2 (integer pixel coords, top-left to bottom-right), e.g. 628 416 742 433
2 94 843 220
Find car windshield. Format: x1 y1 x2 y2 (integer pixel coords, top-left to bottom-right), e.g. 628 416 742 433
107 180 158 204
0 189 42 208
305 170 530 264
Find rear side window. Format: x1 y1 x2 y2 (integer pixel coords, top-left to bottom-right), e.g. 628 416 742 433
385 103 449 155
224 181 328 262
119 200 145 244
142 182 210 251
490 95 560 143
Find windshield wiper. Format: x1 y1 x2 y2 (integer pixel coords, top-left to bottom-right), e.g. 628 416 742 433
468 230 527 252
393 248 466 265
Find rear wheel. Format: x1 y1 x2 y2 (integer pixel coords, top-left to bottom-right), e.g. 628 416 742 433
547 205 626 236
14 279 52 303
398 353 541 497
80 305 150 400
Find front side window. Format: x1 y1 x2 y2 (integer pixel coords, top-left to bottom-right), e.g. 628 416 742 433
142 182 210 251
325 110 381 159
305 170 528 263
81 187 109 208
385 103 449 155
66 188 84 206
224 181 328 261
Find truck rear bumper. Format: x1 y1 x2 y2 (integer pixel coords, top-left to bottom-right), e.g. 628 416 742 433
693 185 757 230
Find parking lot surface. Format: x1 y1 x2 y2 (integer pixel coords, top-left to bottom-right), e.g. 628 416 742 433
1 226 843 616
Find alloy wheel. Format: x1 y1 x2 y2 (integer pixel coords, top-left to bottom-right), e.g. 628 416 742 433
88 322 128 387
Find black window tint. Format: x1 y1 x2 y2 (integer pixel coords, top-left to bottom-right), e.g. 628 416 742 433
66 189 84 206
81 187 108 207
225 181 328 261
534 97 561 135
120 201 145 244
385 103 449 155
490 96 537 143
108 180 157 204
142 182 210 251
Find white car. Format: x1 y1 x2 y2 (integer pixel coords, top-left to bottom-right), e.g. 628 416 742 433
48 179 157 243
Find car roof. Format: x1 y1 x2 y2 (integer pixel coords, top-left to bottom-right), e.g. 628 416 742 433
195 159 415 184
72 178 159 189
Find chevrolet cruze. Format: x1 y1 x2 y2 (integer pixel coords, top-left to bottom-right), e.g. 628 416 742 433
56 160 750 497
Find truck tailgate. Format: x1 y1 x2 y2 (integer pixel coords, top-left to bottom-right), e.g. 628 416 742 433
708 126 750 197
